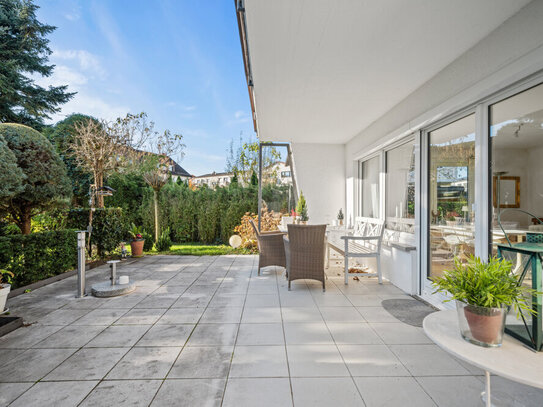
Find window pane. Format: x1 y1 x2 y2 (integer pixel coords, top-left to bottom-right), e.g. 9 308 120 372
386 141 415 234
360 156 380 218
490 82 543 253
428 114 475 281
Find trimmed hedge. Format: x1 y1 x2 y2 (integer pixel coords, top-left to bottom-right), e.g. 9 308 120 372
0 230 77 288
66 208 128 257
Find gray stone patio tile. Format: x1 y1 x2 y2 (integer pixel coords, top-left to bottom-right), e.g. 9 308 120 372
241 307 282 323
136 324 194 347
283 322 334 345
114 308 167 325
0 349 26 366
230 345 288 378
281 307 324 322
244 294 280 307
64 297 107 309
389 344 471 376
357 306 400 322
36 308 92 325
0 383 33 406
151 378 225 407
0 324 63 349
106 347 181 379
0 348 76 382
187 323 238 346
327 322 383 345
319 306 366 322
200 306 243 323
157 307 204 324
291 377 364 407
172 294 212 308
222 378 292 407
9 380 98 407
474 375 543 407
346 294 383 306
236 323 284 346
152 285 190 294
98 294 146 309
34 325 107 348
355 377 437 407
338 345 410 377
287 345 350 377
45 347 129 380
86 325 151 347
80 379 162 407
208 294 246 307
278 293 316 307
312 294 352 307
369 322 433 344
416 376 485 407
72 308 127 325
168 346 233 378
135 294 181 309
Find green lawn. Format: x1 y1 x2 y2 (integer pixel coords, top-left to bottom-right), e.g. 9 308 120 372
137 242 253 256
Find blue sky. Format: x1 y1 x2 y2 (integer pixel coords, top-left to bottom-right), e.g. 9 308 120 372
35 0 255 175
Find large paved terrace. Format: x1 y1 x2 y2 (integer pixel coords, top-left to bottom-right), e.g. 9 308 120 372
0 255 541 406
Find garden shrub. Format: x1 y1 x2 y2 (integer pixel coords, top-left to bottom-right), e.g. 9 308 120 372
66 208 128 257
141 231 154 251
0 230 77 288
155 227 172 251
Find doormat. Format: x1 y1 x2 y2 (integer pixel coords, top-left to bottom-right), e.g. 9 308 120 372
381 298 436 327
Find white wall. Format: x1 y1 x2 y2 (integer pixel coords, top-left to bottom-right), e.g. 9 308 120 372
291 143 345 225
345 0 543 222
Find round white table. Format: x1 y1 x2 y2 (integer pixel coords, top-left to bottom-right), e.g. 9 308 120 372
423 310 543 407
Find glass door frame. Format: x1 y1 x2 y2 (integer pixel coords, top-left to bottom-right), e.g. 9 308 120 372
419 107 485 305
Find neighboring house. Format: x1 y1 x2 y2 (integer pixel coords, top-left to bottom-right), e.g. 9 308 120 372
191 171 233 189
168 158 192 183
236 0 543 308
190 162 293 189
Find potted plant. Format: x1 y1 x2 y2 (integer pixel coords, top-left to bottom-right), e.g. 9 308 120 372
337 208 344 226
296 192 309 224
445 211 460 226
0 269 14 312
433 255 536 347
129 224 145 257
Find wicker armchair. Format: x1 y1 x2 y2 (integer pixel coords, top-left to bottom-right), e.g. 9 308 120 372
283 224 327 291
249 219 287 275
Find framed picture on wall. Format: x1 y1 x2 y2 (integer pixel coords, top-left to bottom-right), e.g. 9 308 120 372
493 176 520 208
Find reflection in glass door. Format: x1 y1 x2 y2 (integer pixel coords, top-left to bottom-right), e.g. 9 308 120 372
428 114 476 281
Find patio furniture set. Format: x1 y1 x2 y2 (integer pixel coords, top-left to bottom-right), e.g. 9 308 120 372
250 217 385 291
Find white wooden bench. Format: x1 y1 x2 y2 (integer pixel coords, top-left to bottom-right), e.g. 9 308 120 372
327 217 385 285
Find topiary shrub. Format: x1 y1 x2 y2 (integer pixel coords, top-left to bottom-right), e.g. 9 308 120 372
0 123 72 234
155 227 172 251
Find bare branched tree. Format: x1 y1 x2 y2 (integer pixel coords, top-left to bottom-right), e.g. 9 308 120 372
139 129 185 241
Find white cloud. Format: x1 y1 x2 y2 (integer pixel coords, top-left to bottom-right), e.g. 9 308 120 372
182 128 209 140
227 110 250 126
48 93 130 123
234 110 244 119
52 49 107 80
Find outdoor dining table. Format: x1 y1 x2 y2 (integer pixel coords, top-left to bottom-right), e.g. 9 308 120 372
423 310 543 407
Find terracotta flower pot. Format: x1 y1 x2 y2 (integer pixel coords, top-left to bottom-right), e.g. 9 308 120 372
464 305 505 344
130 239 145 257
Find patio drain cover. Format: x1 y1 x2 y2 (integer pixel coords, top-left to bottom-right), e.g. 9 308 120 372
381 298 436 327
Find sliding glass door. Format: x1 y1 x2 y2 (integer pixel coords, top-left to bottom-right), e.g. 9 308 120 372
427 114 476 283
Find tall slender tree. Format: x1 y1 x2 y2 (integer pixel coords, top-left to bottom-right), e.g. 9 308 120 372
0 0 74 128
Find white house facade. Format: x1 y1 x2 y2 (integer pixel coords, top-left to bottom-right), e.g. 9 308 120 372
237 0 543 307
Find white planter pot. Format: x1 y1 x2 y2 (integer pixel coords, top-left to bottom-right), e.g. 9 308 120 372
0 284 11 312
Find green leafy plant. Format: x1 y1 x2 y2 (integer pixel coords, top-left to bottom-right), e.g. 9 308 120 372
0 269 14 287
155 227 172 251
141 231 154 252
129 223 143 240
337 208 344 221
296 191 309 222
433 256 537 316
